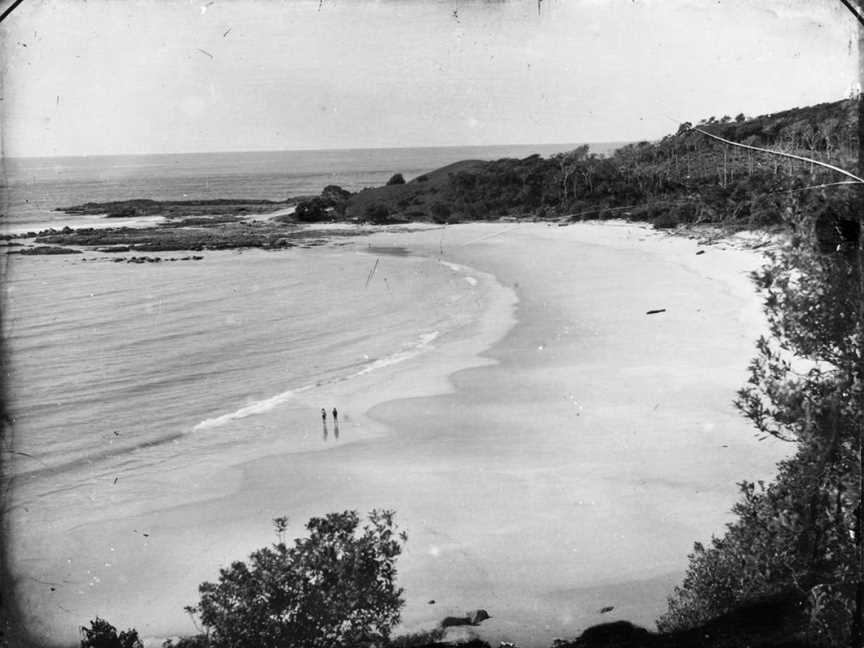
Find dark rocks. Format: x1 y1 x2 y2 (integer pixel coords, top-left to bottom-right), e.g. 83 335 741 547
112 255 203 264
321 184 352 203
59 198 285 218
117 256 162 264
15 245 82 255
295 198 335 223
441 609 490 628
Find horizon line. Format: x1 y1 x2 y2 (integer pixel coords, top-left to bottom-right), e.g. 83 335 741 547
4 140 634 161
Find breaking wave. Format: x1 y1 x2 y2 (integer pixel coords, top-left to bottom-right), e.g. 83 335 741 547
192 331 440 431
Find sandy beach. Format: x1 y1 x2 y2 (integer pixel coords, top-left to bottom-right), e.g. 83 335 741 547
9 222 789 647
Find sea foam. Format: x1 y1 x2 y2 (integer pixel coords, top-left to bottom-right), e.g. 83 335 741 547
192 330 440 431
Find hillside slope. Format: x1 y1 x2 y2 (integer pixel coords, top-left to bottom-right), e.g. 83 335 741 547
338 98 856 229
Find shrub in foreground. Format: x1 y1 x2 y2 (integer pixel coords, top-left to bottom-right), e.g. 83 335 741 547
186 510 407 648
80 617 142 648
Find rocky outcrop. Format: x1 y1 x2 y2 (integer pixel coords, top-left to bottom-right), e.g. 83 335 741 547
58 198 289 218
441 609 491 629
13 245 82 255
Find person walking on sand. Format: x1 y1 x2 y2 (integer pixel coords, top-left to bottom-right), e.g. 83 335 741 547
321 408 327 423
332 407 340 440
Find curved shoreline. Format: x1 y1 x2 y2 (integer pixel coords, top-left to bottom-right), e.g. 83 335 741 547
340 222 790 646
10 222 791 647
8 231 521 647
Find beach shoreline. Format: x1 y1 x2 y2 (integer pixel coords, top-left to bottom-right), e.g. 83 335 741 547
9 222 790 647
351 222 789 645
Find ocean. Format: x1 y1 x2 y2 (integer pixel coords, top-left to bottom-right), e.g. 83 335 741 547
2 143 622 235
2 143 617 644
2 143 607 478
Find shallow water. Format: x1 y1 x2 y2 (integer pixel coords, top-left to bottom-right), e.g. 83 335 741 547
3 245 481 489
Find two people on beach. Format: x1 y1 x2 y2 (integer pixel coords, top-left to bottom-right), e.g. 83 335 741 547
321 407 339 441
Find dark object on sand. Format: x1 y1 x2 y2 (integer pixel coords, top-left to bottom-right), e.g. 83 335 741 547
441 609 490 628
599 606 614 614
566 620 652 647
695 249 705 255
645 309 666 315
560 589 808 647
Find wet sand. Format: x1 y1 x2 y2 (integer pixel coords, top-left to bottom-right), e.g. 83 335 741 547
11 222 788 646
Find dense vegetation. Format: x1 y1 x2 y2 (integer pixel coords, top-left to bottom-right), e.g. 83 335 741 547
341 99 856 230
79 618 142 648
171 510 406 648
656 185 863 645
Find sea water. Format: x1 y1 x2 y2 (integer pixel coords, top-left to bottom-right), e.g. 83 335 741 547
1 144 596 481
1 144 590 643
1 143 622 235
5 249 462 478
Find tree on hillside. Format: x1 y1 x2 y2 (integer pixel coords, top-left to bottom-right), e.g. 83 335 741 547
552 145 589 203
185 510 407 648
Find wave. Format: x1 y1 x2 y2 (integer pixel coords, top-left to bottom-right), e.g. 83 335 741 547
191 331 440 431
438 260 469 273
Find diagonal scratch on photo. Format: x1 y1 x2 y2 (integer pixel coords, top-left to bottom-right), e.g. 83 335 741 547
1 0 863 646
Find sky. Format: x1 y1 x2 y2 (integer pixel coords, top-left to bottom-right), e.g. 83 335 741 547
0 0 858 157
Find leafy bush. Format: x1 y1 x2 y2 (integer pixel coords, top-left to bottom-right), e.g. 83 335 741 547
161 636 209 648
186 510 407 648
364 203 391 224
386 173 406 186
294 197 332 222
428 202 451 224
80 618 142 648
389 627 445 647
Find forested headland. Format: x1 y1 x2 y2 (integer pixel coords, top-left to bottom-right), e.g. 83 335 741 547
27 98 859 255
321 98 858 235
